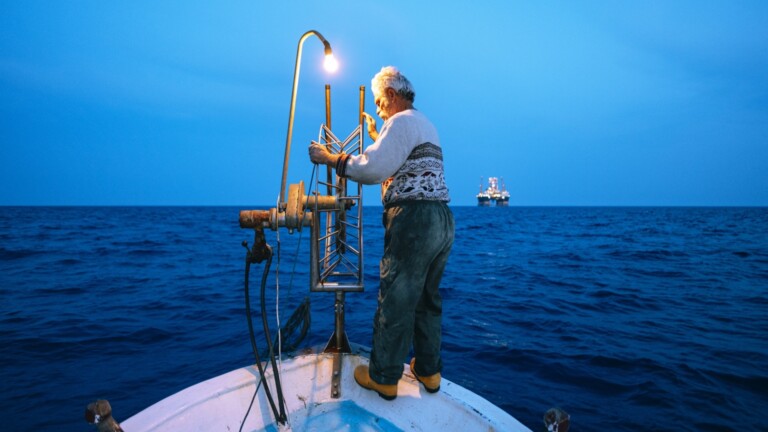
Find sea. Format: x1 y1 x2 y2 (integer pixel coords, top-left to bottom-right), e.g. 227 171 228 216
1 206 767 431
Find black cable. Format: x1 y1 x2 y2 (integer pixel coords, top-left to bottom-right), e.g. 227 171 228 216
239 375 264 432
259 297 311 359
243 245 283 424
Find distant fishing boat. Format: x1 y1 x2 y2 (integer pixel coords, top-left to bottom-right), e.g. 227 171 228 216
476 180 492 206
477 177 510 206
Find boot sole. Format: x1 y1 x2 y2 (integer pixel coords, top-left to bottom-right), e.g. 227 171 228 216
354 375 397 400
409 360 440 393
376 392 397 401
418 381 440 394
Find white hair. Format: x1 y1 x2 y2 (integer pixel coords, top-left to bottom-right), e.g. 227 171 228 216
371 66 415 102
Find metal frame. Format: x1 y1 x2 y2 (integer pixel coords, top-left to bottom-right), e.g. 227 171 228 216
309 124 365 293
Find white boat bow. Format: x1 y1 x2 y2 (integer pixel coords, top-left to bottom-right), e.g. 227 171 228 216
123 346 531 432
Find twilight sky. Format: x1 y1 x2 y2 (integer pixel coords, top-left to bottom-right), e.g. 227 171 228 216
1 1 767 206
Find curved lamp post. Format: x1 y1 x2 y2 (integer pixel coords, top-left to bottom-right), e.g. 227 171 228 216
279 30 338 207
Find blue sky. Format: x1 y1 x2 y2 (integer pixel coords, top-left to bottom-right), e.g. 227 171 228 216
1 1 766 206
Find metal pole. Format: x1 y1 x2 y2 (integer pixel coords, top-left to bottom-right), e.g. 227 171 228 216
359 85 365 126
325 84 333 196
324 84 334 269
279 30 332 207
335 291 345 352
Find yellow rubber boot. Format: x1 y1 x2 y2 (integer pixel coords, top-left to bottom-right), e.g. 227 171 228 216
410 358 441 393
354 365 398 400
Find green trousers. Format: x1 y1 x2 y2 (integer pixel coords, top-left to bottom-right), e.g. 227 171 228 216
369 200 455 385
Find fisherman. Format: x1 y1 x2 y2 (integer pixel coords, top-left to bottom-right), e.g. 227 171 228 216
309 66 454 400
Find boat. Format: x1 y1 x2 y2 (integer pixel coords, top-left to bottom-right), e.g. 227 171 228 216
115 109 532 432
477 177 510 206
117 131 531 432
118 169 531 431
121 344 531 431
91 36 535 431
476 178 492 206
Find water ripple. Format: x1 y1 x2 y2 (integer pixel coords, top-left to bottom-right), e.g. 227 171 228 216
1 206 767 432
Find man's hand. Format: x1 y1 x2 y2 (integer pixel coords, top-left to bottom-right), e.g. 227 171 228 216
362 112 379 141
308 142 337 166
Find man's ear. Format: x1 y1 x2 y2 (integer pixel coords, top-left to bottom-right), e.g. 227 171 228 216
386 87 397 100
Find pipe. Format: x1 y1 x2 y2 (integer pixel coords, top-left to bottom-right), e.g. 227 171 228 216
279 30 334 207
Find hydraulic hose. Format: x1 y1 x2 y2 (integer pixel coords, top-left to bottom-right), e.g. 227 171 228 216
243 244 287 425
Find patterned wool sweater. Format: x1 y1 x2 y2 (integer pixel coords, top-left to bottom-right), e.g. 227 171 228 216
339 109 451 206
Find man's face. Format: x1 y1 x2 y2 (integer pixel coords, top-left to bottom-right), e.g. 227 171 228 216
374 88 397 121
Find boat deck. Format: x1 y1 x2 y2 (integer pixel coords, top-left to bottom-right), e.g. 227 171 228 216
123 347 531 431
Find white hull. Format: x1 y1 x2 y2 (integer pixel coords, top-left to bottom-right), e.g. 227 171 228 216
123 347 531 431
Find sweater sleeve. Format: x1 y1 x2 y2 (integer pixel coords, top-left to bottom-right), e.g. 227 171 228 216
343 114 416 185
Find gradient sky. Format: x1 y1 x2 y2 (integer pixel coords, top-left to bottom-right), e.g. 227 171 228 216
1 1 767 206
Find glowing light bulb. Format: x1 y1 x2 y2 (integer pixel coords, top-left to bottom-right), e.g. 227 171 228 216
324 53 338 73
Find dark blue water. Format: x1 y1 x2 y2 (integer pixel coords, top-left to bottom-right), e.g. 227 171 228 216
2 206 767 431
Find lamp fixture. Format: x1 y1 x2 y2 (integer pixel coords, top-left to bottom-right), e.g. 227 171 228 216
279 30 337 206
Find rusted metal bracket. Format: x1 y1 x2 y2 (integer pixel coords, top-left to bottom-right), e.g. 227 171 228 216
323 291 351 398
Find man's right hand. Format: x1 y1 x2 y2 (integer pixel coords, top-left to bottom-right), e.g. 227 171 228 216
309 142 336 166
